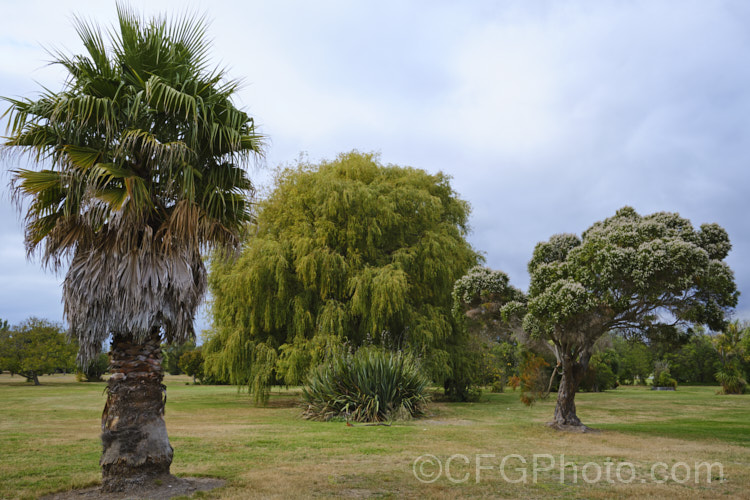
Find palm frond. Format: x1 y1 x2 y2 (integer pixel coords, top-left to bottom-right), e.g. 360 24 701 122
71 14 113 78
165 7 211 72
95 188 129 211
52 94 118 135
63 145 102 170
118 129 193 169
145 75 197 122
13 169 62 193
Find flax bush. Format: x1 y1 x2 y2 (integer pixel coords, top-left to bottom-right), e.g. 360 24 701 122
302 347 429 422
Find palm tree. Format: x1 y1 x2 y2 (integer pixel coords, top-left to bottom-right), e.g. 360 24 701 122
2 4 263 491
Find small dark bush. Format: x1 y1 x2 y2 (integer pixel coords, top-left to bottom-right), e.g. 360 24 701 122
580 352 619 392
519 353 550 406
76 352 109 382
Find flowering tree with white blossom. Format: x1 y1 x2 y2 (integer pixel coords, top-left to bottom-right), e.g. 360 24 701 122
508 207 737 430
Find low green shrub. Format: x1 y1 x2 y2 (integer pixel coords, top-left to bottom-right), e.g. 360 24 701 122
301 347 430 422
652 360 677 388
657 371 678 389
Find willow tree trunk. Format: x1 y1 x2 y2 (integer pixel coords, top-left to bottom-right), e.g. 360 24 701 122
552 355 586 428
100 332 173 492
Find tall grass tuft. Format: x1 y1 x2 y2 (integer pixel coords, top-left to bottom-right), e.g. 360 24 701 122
302 347 430 422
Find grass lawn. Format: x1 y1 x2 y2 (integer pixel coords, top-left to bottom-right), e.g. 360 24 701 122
1 374 748 499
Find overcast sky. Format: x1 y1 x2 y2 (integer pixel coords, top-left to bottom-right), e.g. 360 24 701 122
1 0 749 333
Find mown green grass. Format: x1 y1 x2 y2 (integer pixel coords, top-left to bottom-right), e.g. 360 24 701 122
1 374 749 499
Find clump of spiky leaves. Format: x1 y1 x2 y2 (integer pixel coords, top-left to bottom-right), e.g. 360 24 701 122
302 347 430 422
715 320 748 394
2 3 263 363
715 367 747 394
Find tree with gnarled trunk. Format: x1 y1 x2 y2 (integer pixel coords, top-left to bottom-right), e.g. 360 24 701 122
2 3 262 491
454 209 739 429
518 207 738 430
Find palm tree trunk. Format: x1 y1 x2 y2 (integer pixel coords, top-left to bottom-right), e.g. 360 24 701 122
100 331 173 492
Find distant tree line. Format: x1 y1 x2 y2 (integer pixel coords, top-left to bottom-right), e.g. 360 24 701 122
163 342 227 385
464 325 749 396
0 317 227 386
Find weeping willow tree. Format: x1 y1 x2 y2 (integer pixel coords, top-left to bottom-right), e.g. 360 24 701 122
204 151 479 401
2 4 262 491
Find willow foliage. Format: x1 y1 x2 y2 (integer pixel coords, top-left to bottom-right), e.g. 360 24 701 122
204 152 478 401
